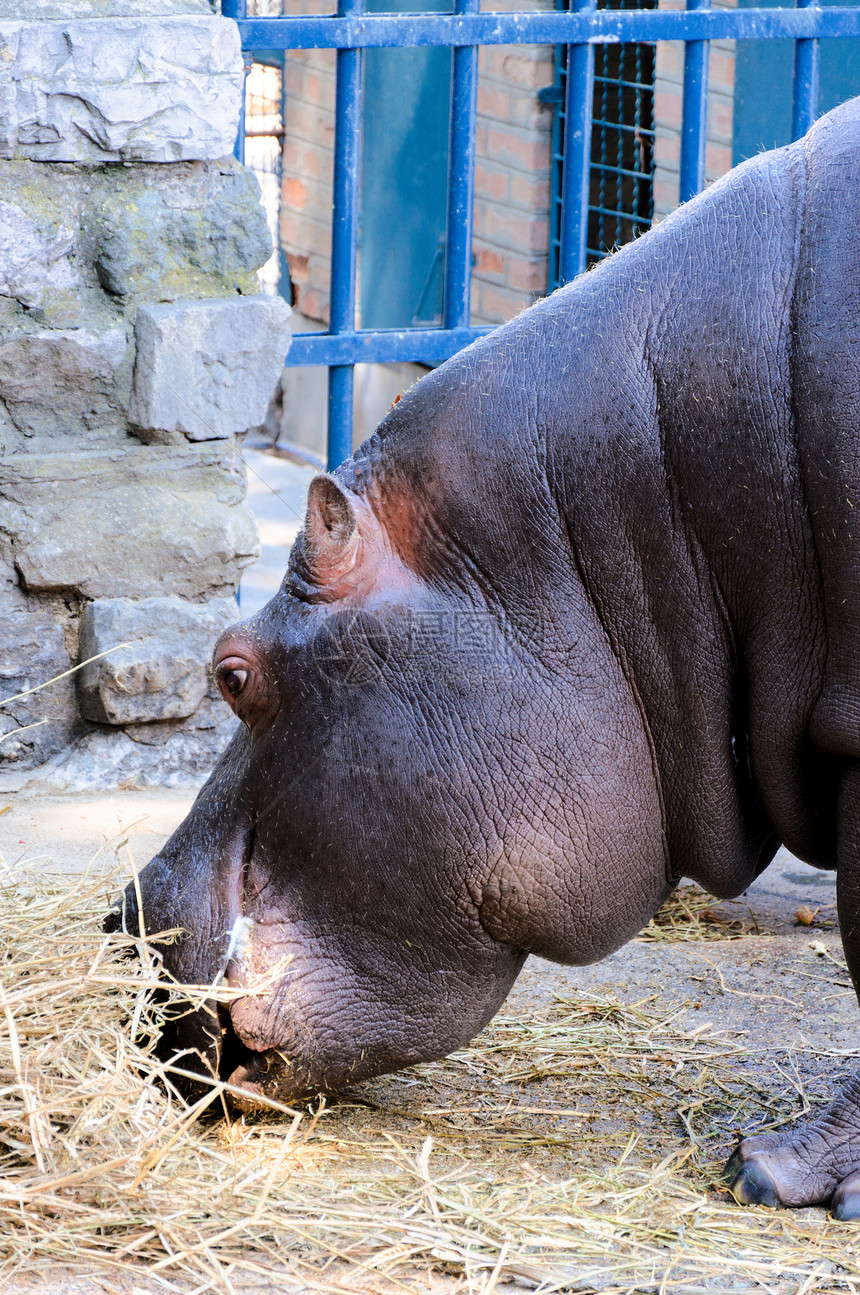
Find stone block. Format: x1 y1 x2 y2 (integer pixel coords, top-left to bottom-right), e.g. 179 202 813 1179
0 605 76 767
92 162 271 299
0 326 130 437
0 1 210 15
78 594 237 725
129 296 292 442
2 443 259 599
0 159 271 325
0 199 74 308
0 17 242 163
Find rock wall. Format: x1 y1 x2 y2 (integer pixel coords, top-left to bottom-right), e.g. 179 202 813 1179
0 0 292 791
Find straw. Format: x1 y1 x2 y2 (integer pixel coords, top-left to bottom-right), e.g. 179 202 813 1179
0 865 856 1294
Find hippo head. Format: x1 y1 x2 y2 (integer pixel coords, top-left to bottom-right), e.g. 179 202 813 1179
112 357 668 1109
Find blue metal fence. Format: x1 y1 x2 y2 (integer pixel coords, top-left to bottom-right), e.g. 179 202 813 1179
222 0 860 470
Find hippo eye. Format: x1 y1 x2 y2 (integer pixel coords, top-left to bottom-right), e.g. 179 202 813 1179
223 668 247 697
213 642 279 733
214 656 252 709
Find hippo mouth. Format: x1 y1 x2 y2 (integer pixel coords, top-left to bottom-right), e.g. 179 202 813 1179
214 1004 317 1111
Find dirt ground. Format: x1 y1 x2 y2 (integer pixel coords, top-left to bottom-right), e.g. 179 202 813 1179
1 789 856 1294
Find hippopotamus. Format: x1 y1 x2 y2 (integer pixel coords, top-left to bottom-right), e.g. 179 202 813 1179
109 96 860 1217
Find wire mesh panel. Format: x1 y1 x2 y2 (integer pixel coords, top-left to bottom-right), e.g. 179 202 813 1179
547 0 655 287
588 0 655 260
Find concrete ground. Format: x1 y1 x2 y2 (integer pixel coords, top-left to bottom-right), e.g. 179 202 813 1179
238 444 317 620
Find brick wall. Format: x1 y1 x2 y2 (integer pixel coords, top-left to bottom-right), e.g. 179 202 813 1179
273 0 555 328
472 0 555 324
653 0 736 220
276 0 336 324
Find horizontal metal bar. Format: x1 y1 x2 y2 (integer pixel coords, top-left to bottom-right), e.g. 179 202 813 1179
593 75 657 92
589 203 650 222
286 327 490 367
590 161 653 181
592 118 655 136
235 8 860 50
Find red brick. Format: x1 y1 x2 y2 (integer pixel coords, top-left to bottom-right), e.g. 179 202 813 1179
654 86 683 130
284 64 307 97
474 163 508 201
481 0 551 12
282 141 324 182
655 41 684 81
509 172 550 212
485 205 548 254
288 252 310 283
303 72 334 108
285 101 335 145
511 95 553 133
506 253 546 293
653 133 680 166
484 126 550 172
709 47 735 91
477 83 511 121
310 257 331 290
280 211 331 259
299 287 329 325
652 176 679 211
478 46 509 79
473 282 529 325
282 176 308 212
474 246 506 278
501 52 551 92
706 141 732 180
708 97 733 143
306 222 333 258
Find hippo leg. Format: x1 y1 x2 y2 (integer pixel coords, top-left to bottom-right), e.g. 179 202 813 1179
726 764 860 1216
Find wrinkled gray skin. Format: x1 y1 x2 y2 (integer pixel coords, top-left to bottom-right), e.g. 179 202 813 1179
110 98 860 1217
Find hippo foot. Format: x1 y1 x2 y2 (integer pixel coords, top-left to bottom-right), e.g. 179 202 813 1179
725 1076 860 1216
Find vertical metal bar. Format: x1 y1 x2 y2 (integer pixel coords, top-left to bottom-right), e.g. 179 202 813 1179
559 0 596 284
221 0 247 162
443 0 479 330
545 42 567 294
327 0 363 471
679 0 710 203
236 59 250 165
792 0 820 140
596 53 607 256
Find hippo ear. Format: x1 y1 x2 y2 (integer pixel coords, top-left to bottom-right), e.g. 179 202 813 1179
302 474 361 585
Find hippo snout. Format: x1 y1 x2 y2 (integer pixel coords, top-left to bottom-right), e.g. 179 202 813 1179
223 1048 306 1112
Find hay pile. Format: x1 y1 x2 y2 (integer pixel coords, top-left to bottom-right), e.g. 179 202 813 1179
638 884 761 943
1 865 858 1294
